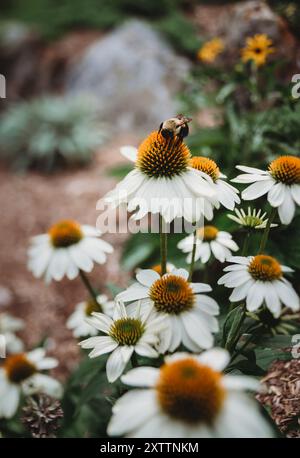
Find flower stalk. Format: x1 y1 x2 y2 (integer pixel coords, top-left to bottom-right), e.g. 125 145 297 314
79 270 98 304
159 215 168 276
188 230 197 281
258 207 277 253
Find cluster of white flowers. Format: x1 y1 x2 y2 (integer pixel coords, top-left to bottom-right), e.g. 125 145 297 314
20 128 300 438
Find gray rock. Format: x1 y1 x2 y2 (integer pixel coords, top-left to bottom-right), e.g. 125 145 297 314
225 1 281 46
65 20 190 133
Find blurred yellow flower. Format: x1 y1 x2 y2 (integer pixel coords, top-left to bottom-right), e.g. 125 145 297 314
197 38 224 63
241 34 275 67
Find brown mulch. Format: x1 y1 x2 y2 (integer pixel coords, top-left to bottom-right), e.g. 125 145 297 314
258 359 300 437
0 134 139 379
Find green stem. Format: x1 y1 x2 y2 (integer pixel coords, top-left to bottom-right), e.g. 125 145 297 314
79 270 98 303
258 207 277 254
159 215 167 276
188 230 197 281
229 324 261 364
241 230 251 256
225 306 246 354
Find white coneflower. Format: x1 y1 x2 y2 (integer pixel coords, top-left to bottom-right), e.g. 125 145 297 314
227 207 278 229
104 135 216 223
79 302 166 383
190 156 240 210
232 156 300 224
178 226 238 264
218 255 299 318
108 349 273 438
117 268 219 352
0 313 24 353
28 220 113 283
67 294 114 338
0 349 62 419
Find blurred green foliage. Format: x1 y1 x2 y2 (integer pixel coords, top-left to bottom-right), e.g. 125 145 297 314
0 96 105 172
1 0 199 54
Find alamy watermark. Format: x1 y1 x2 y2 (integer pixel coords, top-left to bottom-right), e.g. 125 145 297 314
291 334 300 359
291 74 300 99
96 196 205 234
0 335 6 358
0 74 6 99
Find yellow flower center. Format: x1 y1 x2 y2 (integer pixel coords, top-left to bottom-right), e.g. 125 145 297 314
156 358 225 424
197 225 219 241
109 318 144 346
4 354 36 384
190 156 220 182
149 275 194 315
248 255 282 281
269 156 300 185
49 220 83 248
85 298 102 316
136 131 191 178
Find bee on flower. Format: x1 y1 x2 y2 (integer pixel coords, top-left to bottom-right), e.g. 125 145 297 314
218 255 299 318
0 348 62 419
241 34 275 67
108 349 273 438
67 294 114 338
197 38 224 63
27 220 113 283
232 156 300 225
117 268 219 352
104 131 216 223
178 225 238 264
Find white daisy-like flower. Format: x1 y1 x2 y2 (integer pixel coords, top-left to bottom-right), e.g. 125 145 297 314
218 255 300 318
79 301 166 383
178 226 238 264
190 156 240 210
107 349 273 438
67 294 114 338
232 156 300 224
227 207 278 230
117 268 219 352
0 313 24 353
104 136 217 223
0 348 62 419
28 220 113 283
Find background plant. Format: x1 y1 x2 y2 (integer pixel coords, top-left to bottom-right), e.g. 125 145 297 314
0 96 105 172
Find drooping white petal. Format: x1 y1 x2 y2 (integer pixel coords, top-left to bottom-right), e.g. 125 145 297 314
242 179 274 200
107 389 159 436
120 145 138 162
197 348 230 371
121 367 159 387
277 190 295 225
229 279 254 302
106 347 128 383
136 269 160 287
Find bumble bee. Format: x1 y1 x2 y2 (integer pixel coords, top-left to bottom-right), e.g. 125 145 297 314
158 114 192 143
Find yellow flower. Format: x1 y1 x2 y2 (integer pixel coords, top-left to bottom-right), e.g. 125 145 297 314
197 38 224 63
241 34 275 67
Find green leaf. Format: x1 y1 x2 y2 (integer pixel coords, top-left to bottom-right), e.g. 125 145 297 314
255 348 291 371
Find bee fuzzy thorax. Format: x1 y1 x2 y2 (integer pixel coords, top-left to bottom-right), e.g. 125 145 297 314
159 115 192 143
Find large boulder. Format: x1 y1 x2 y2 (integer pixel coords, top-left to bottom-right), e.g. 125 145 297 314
65 20 190 133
